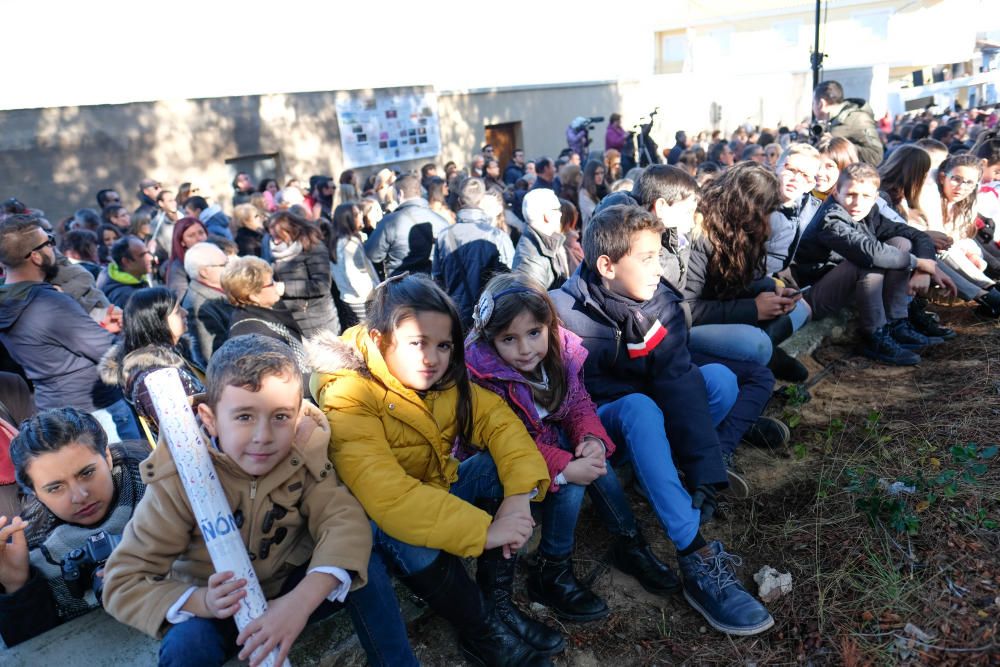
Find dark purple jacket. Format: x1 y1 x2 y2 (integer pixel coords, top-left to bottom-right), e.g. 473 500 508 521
466 326 614 492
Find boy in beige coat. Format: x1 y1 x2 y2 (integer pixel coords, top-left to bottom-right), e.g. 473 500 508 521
102 334 417 666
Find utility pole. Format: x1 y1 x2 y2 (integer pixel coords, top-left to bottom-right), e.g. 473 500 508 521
811 0 826 95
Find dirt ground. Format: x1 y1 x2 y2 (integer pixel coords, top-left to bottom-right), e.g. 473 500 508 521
409 305 1000 667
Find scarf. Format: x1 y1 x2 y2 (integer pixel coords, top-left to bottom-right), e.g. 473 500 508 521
270 239 303 262
107 261 146 285
582 264 667 359
23 445 146 621
522 363 560 415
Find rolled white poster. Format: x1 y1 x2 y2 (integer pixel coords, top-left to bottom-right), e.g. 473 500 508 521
145 367 290 667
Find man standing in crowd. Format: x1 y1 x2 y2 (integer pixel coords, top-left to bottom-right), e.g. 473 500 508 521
135 178 161 216
365 174 449 277
181 242 233 367
667 131 690 165
504 148 527 185
812 80 884 166
0 215 140 440
97 235 153 309
96 188 121 209
432 177 514 326
531 158 557 191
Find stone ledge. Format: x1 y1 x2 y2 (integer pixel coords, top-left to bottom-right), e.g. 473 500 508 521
3 582 426 666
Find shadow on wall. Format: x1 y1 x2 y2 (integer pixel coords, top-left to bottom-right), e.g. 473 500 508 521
0 83 621 224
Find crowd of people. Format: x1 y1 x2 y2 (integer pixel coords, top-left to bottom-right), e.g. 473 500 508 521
0 77 998 666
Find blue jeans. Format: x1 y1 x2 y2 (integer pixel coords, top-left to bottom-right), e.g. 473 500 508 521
373 452 504 575
689 323 772 365
538 430 637 558
595 368 736 552
94 397 141 442
158 552 417 667
692 354 776 458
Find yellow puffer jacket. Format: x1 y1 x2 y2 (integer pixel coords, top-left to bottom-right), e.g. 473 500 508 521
308 326 549 558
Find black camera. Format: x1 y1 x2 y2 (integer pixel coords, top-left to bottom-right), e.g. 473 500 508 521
809 123 825 139
61 531 122 601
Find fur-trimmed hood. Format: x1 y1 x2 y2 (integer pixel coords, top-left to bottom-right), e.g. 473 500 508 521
304 327 368 377
98 343 191 389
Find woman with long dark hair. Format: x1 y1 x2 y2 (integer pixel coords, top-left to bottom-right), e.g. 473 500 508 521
578 159 608 227
267 210 340 336
98 287 204 439
683 162 811 380
327 203 379 325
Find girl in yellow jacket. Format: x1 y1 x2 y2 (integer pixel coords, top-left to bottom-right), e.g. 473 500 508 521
309 274 557 667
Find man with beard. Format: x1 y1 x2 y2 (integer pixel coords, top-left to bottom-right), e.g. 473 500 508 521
0 215 140 440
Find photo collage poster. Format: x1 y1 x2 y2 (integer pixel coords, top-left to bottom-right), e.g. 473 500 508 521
335 90 441 169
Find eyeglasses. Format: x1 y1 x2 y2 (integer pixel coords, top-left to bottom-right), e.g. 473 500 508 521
782 166 814 182
25 233 55 259
948 174 977 188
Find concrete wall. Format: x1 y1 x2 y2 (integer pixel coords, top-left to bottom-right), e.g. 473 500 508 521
0 82 622 224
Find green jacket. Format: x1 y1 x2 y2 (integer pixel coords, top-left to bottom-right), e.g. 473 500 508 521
828 98 884 166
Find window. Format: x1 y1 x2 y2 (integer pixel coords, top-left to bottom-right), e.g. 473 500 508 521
656 30 688 74
225 153 283 189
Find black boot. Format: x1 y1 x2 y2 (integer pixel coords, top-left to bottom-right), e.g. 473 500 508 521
525 552 609 622
908 296 956 340
400 553 550 667
768 346 809 382
763 316 809 382
477 548 565 655
607 531 681 595
975 288 1000 318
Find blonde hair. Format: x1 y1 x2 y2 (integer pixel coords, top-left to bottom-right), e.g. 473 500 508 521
221 256 273 307
777 142 821 168
231 203 259 237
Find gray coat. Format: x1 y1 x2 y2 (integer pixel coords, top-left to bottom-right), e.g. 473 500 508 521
512 225 570 290
364 198 449 276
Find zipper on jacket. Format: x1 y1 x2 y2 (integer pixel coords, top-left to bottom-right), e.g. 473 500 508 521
250 478 257 500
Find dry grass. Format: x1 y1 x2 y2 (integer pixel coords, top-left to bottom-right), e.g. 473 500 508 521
412 307 1000 666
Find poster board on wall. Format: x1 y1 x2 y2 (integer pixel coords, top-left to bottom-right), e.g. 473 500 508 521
335 89 441 169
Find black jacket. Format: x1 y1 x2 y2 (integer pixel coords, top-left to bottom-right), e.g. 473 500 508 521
363 198 449 277
683 236 777 326
550 268 727 489
229 303 308 372
271 243 339 337
235 227 263 258
793 197 936 285
96 267 149 310
181 280 233 367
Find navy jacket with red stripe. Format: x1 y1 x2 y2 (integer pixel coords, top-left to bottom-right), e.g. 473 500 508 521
550 268 728 489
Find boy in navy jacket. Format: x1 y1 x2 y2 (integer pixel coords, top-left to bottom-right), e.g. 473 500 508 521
550 204 773 637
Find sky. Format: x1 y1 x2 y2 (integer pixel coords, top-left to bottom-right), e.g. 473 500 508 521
1 0 647 110
4 0 999 112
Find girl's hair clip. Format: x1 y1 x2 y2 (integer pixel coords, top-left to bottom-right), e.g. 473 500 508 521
373 271 410 292
473 286 533 331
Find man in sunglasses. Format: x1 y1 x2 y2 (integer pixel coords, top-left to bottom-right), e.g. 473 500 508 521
0 215 141 442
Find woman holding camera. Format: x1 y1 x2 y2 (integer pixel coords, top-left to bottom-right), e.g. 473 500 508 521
0 408 149 647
